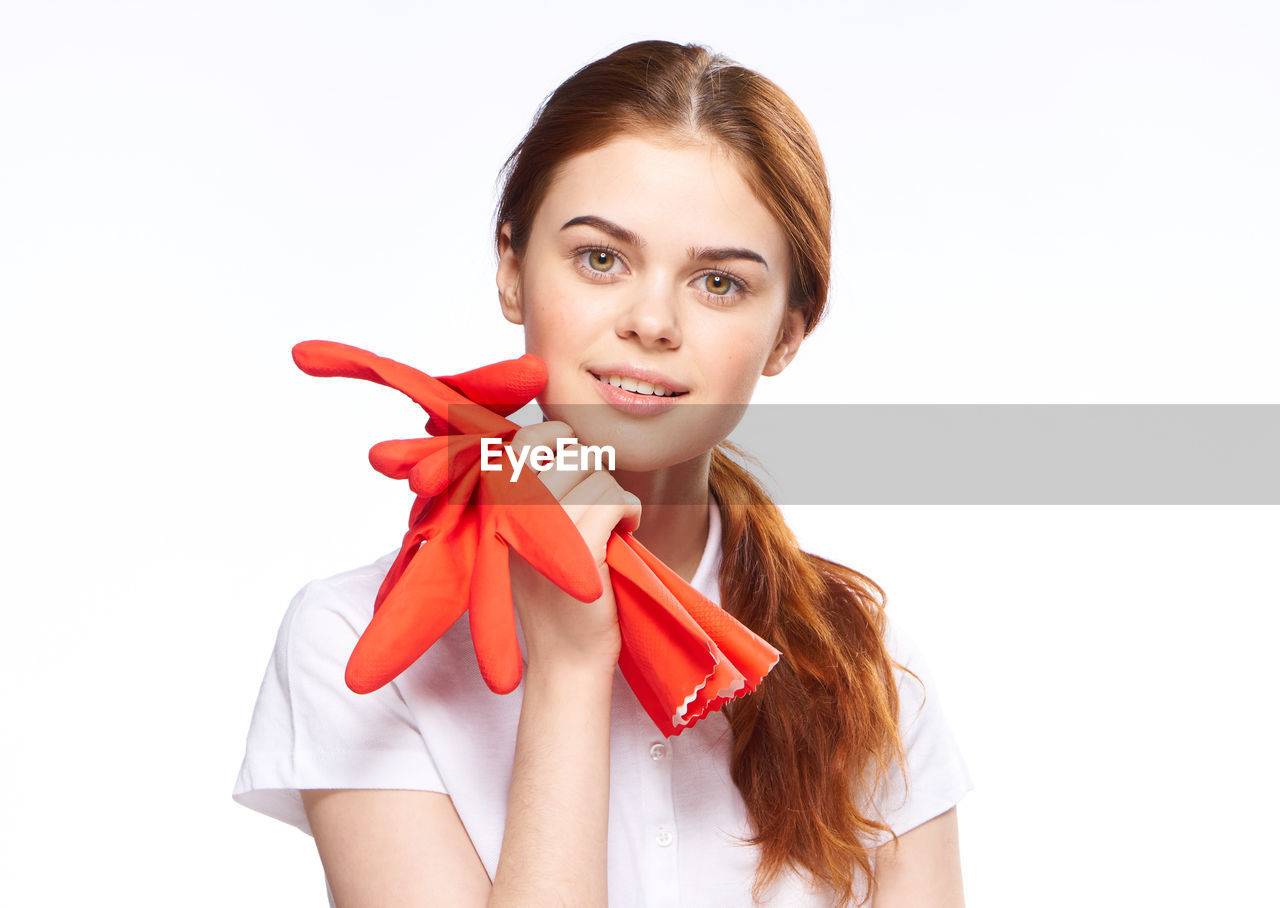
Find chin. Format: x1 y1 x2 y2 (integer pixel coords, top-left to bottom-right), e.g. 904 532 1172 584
585 422 713 475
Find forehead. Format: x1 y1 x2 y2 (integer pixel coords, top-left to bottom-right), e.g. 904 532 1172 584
534 133 789 263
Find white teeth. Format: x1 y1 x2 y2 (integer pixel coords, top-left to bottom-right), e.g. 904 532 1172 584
597 373 678 396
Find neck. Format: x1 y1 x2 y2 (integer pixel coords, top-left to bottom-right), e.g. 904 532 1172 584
611 451 712 585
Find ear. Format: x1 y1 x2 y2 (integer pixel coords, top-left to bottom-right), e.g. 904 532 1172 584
496 221 524 325
761 306 806 377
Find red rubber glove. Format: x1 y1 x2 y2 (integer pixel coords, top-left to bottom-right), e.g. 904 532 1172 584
292 340 782 736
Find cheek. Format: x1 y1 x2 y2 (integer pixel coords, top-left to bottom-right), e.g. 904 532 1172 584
520 279 582 354
518 279 603 410
704 329 777 400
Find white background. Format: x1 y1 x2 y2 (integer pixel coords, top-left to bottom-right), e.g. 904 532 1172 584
2 1 1277 905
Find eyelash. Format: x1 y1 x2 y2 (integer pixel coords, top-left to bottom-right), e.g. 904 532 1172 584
569 244 751 304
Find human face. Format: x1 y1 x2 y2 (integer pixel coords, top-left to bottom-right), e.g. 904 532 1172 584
496 132 805 471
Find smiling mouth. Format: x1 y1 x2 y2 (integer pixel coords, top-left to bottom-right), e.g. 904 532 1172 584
589 372 690 397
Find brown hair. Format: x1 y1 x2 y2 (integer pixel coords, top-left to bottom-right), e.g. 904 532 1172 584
494 40 906 906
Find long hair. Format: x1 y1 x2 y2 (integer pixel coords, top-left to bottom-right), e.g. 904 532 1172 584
493 40 906 906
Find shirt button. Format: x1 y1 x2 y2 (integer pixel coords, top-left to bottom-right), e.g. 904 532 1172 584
649 742 667 761
655 825 674 847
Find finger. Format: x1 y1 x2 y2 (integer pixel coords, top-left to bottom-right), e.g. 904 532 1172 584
505 421 609 501
559 471 643 558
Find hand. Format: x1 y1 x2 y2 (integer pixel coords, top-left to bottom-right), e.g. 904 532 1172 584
506 420 641 676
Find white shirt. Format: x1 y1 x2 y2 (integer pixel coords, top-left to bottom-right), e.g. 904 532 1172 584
233 500 973 906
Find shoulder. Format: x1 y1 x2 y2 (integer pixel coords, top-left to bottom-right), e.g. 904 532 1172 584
868 611 974 842
274 549 399 661
880 612 930 709
879 610 923 671
275 549 502 727
878 611 957 745
290 549 399 623
233 548 451 834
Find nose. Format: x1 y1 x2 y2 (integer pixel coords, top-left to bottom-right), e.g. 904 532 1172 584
614 279 681 349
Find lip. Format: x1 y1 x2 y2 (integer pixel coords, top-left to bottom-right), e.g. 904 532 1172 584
588 370 686 416
586 363 690 395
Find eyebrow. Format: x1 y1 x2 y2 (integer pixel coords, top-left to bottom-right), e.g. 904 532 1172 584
560 215 769 269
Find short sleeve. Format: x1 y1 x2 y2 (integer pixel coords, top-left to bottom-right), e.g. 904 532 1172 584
232 566 448 836
866 615 974 844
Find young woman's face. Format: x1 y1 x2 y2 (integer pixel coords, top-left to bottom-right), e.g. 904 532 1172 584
497 131 805 470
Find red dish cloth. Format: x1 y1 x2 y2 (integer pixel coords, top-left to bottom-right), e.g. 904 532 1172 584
292 340 782 737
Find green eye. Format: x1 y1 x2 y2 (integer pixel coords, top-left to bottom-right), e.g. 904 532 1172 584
704 274 732 295
587 250 616 272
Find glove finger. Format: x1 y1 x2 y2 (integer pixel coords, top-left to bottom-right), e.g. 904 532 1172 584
377 457 483 610
347 509 480 694
469 522 523 694
436 354 548 416
481 468 604 603
292 340 512 436
408 434 484 499
374 526 426 612
374 497 460 610
369 436 451 480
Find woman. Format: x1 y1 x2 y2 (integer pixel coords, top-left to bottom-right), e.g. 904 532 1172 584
234 39 971 907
